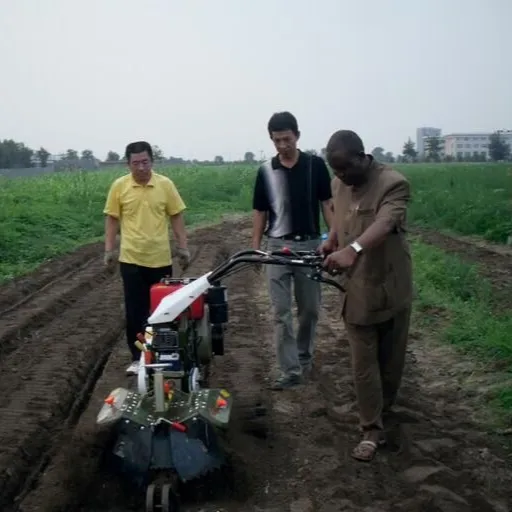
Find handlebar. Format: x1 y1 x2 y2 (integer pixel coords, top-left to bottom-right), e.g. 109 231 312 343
207 248 345 292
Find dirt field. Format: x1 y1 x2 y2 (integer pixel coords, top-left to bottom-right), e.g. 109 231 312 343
1 217 511 512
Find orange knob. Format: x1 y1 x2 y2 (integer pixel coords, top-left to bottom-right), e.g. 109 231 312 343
216 398 227 408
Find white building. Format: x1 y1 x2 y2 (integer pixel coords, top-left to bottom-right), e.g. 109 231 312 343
415 127 512 160
416 127 442 156
443 130 512 159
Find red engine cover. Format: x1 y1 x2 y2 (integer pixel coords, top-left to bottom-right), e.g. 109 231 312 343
149 282 205 320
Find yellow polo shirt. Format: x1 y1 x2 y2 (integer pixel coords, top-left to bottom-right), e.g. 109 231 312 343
103 172 186 268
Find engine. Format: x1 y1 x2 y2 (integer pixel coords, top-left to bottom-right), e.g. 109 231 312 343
150 325 182 374
145 278 228 392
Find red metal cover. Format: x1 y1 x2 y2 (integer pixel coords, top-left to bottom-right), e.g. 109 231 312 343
149 283 205 320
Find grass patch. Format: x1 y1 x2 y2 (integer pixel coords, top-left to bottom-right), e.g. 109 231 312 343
0 165 256 283
411 237 512 420
1 161 511 283
399 162 512 244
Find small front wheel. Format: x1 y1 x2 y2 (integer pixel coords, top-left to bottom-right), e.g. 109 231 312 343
161 483 180 512
145 484 156 512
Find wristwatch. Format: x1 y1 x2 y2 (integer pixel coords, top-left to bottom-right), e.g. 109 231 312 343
349 241 363 254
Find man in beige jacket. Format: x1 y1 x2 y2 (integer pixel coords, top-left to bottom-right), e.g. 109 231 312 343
320 129 413 462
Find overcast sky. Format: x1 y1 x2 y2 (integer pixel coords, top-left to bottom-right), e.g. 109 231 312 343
1 0 510 161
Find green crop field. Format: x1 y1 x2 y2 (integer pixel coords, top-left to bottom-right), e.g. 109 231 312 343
404 162 511 243
1 161 510 282
1 160 511 419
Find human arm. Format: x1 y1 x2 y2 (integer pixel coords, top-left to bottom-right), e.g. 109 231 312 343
252 211 268 250
324 178 410 270
251 169 269 250
165 180 188 249
317 157 334 230
104 216 119 252
318 176 338 254
321 200 334 230
354 179 410 250
170 213 187 249
103 182 121 266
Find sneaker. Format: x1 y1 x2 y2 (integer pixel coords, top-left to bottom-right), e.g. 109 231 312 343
269 373 303 391
126 361 139 375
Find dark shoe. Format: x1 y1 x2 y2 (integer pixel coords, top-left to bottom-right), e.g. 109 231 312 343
301 365 312 380
269 374 303 391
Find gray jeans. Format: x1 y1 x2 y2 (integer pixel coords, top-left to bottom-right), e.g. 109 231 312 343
265 236 322 377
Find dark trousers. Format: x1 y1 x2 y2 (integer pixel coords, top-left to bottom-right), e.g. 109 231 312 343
119 262 173 361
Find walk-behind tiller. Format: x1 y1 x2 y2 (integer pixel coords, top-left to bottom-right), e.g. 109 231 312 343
96 247 344 512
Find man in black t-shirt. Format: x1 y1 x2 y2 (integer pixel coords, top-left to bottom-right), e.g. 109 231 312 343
252 111 333 390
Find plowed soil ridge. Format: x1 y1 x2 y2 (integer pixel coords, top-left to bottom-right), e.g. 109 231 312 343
308 294 512 510
0 256 108 360
0 241 103 311
12 219 276 512
1 218 512 512
0 238 207 512
0 268 125 510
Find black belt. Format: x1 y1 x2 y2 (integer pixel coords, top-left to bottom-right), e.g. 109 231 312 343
271 233 320 241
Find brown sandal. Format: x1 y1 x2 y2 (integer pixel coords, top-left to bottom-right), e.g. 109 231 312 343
351 433 386 462
351 440 379 461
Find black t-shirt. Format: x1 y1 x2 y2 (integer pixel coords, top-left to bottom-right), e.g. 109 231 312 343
252 151 332 237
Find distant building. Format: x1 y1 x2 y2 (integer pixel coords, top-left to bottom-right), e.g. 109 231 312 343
416 127 512 160
29 153 59 167
416 127 442 156
443 129 512 159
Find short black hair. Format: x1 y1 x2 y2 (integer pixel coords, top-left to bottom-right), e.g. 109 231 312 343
267 111 299 136
125 141 153 162
326 130 365 157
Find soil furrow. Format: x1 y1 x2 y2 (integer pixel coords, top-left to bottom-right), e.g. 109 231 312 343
0 258 108 359
0 271 120 405
0 241 103 311
0 273 125 510
0 255 99 317
314 288 512 511
1 218 512 512
12 219 268 512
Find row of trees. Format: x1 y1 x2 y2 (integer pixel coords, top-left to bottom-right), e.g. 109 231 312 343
0 140 50 169
1 132 511 170
0 139 260 170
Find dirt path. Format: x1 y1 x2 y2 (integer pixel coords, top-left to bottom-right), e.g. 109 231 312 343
1 219 511 512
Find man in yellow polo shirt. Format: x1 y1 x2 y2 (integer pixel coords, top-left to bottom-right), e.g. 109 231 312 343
103 141 190 375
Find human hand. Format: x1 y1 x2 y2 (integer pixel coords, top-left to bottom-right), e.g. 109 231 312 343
317 238 337 255
323 246 358 273
103 250 117 271
175 247 191 270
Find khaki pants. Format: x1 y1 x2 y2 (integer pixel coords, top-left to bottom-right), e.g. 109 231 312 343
344 306 411 431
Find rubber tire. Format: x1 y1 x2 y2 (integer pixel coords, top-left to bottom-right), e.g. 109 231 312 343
161 483 180 512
